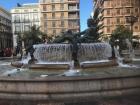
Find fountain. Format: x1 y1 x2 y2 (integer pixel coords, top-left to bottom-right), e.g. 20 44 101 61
121 39 134 63
1 18 140 105
11 42 117 69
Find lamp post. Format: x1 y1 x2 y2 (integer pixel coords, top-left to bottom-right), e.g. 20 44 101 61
125 15 138 35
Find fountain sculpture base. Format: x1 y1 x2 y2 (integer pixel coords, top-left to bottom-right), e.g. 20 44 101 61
29 63 70 70
80 60 118 68
11 61 23 68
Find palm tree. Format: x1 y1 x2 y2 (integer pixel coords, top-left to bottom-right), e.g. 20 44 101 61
22 25 45 61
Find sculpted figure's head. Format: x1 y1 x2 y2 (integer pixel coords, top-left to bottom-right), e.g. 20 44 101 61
87 18 95 27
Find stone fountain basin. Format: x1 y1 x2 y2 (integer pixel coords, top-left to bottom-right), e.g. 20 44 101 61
0 74 140 103
80 60 118 68
11 60 118 70
11 61 70 70
29 63 70 70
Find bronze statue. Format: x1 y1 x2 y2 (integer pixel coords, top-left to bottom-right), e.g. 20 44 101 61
53 18 99 65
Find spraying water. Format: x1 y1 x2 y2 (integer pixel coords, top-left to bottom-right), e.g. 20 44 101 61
114 46 138 68
34 44 72 64
78 43 112 64
1 68 27 76
20 53 31 64
125 39 135 59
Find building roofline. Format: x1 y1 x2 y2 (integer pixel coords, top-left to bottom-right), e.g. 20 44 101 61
0 6 11 16
23 3 39 6
11 3 39 10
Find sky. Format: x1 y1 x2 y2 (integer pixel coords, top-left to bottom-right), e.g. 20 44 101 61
0 0 93 31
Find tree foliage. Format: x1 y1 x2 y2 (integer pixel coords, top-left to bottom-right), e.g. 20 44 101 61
110 25 132 52
22 25 44 52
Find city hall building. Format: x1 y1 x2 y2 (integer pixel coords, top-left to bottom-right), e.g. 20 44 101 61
11 3 41 47
0 6 12 51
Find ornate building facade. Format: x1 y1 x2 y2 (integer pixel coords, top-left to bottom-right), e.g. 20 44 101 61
0 6 12 51
93 0 140 40
11 3 41 47
39 0 80 36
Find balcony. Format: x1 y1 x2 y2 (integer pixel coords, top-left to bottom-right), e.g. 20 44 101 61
23 19 30 23
98 21 103 26
68 16 79 19
14 31 20 34
67 0 79 4
13 20 20 23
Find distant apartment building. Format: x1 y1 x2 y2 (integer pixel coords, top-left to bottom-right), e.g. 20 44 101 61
0 6 12 50
93 0 140 40
11 3 41 47
39 0 80 37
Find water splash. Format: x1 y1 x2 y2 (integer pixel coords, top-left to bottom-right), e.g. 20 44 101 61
62 70 80 76
60 61 80 76
40 75 48 78
125 39 135 59
20 53 31 64
0 62 11 65
114 47 138 68
80 60 110 66
1 68 27 76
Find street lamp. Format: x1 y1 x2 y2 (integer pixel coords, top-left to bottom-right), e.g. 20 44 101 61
125 15 138 34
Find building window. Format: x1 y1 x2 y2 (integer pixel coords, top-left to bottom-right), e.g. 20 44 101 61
52 21 56 27
107 27 110 33
24 25 30 31
33 9 38 12
60 0 64 2
43 5 47 11
107 10 110 15
61 21 64 27
15 26 20 33
126 8 130 14
117 9 120 15
53 30 56 35
68 4 77 10
44 14 47 19
69 20 79 27
52 13 55 18
44 22 47 28
107 1 110 6
61 12 64 18
126 0 131 5
135 8 139 13
15 10 19 12
134 26 139 31
51 0 55 3
43 0 46 3
116 18 120 24
107 18 110 25
33 14 38 21
24 14 29 22
138 18 139 22
14 15 20 22
60 4 64 10
24 10 28 12
52 5 55 11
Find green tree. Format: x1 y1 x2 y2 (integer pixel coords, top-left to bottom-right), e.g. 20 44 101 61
110 25 132 53
22 25 45 59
